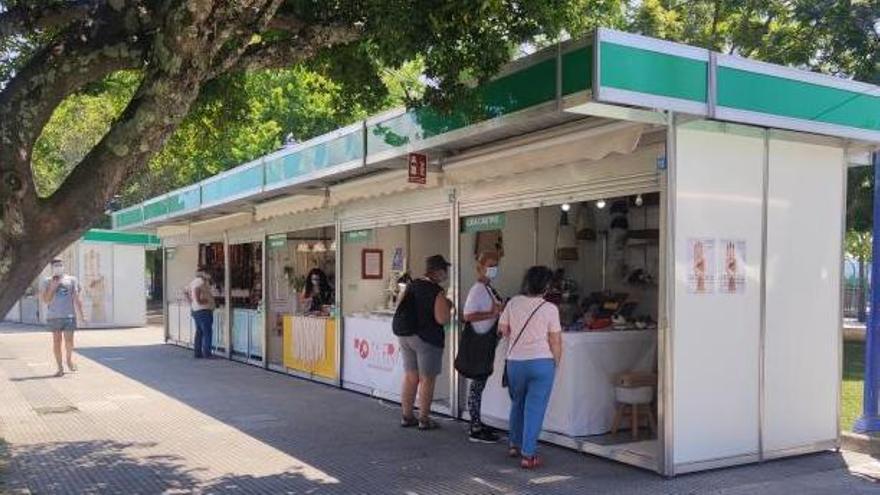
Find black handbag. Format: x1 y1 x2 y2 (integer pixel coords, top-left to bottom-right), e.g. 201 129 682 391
454 321 499 379
501 301 545 388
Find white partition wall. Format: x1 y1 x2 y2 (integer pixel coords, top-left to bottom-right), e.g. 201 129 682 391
763 134 843 456
672 121 765 470
112 244 147 327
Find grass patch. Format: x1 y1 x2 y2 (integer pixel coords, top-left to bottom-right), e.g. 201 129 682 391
841 341 865 431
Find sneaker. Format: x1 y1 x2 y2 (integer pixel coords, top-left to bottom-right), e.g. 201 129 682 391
468 427 499 443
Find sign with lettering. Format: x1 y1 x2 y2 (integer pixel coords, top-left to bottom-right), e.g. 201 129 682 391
343 230 373 243
462 213 506 233
267 234 287 249
408 153 427 184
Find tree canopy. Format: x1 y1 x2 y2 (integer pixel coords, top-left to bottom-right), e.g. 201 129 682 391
0 0 878 315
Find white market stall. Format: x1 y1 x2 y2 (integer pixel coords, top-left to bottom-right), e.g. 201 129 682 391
111 28 879 476
3 229 156 328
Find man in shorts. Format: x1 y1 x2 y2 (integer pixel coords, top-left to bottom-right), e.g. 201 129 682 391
399 255 453 430
39 258 84 377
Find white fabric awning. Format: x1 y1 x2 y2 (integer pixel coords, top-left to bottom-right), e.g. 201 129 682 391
254 195 328 222
443 121 644 185
329 169 443 207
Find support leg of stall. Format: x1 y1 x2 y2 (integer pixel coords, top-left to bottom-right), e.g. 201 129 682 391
855 151 880 433
334 219 343 388
262 235 269 369
450 194 461 419
224 232 232 360
163 247 169 343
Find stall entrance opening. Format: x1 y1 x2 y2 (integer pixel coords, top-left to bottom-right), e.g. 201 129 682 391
459 193 662 470
229 241 263 364
341 219 453 414
266 227 338 382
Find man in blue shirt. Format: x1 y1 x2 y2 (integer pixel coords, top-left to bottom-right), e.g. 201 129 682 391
39 258 84 377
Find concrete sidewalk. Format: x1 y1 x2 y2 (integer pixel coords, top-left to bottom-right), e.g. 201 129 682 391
0 323 878 495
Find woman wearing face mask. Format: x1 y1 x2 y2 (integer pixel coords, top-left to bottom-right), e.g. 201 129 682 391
498 266 562 469
461 252 504 443
301 268 333 315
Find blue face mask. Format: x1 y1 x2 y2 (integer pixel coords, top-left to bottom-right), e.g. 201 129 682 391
486 266 499 280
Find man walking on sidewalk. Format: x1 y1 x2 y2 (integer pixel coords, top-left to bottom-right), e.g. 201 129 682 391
185 266 216 359
40 258 85 377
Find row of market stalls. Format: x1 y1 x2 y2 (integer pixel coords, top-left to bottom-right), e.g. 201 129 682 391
112 29 880 476
3 229 158 328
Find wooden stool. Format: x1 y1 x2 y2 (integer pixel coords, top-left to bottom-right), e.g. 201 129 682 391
611 372 658 440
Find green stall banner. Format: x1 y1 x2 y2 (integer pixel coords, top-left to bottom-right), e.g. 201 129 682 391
268 234 287 249
462 213 506 233
344 230 373 243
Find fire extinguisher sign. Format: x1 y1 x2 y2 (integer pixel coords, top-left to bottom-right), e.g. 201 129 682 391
408 153 427 184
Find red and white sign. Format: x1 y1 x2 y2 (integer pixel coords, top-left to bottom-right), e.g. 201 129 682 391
408 153 427 184
343 316 405 400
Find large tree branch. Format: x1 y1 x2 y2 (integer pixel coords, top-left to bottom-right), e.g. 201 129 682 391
227 23 362 74
0 0 97 39
41 0 287 232
0 26 147 210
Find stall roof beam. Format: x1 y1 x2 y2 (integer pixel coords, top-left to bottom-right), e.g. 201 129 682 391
113 28 880 233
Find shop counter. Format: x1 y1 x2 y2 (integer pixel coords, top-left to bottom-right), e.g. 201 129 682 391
283 315 337 380
342 314 450 405
482 329 657 437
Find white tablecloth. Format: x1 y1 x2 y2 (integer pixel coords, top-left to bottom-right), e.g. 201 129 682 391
292 315 328 363
481 330 657 437
342 314 450 403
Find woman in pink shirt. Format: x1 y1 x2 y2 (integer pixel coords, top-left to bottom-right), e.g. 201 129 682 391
498 266 562 469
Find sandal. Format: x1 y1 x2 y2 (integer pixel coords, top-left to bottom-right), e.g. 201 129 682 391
520 455 543 469
54 369 64 377
418 418 439 431
508 446 521 458
400 416 419 428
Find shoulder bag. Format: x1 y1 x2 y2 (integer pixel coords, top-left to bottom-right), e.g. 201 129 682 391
454 284 501 379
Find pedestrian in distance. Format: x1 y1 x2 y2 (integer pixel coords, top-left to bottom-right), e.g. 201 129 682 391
185 266 216 359
394 254 454 431
39 258 85 377
498 266 562 469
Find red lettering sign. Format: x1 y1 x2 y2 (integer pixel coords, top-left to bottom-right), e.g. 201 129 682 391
408 153 427 184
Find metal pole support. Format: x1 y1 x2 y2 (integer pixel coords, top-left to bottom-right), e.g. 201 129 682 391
855 151 880 433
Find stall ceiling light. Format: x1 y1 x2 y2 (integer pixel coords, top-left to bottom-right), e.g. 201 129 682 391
313 241 327 253
297 242 311 253
329 240 337 251
635 194 644 207
561 203 571 212
596 199 607 209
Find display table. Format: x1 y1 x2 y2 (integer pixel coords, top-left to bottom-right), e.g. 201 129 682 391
343 314 450 405
283 315 337 380
482 330 657 437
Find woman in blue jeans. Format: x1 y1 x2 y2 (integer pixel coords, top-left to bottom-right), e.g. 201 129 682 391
498 266 562 469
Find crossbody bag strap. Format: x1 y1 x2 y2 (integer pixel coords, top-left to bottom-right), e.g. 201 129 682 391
507 300 545 357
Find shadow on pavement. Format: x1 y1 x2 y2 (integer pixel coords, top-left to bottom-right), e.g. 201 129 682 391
71 342 869 494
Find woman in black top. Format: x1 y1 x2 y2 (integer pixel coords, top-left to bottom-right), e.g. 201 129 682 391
301 268 333 314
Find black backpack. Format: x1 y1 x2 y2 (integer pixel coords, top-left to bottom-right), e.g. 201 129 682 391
392 288 418 336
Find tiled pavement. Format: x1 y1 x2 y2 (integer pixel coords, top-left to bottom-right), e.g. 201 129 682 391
0 323 878 494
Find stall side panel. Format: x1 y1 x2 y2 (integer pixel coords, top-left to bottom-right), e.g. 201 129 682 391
166 244 199 345
672 121 764 467
112 244 147 327
763 137 843 455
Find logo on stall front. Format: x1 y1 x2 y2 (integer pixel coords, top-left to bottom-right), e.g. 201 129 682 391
353 337 400 371
355 338 370 359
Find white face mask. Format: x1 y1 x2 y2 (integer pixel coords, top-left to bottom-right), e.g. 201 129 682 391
52 265 64 277
485 266 499 280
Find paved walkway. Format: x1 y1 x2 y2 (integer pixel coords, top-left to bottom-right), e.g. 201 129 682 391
0 323 878 494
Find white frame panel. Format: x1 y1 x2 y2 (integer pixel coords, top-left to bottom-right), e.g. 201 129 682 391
671 121 764 467
762 135 844 453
